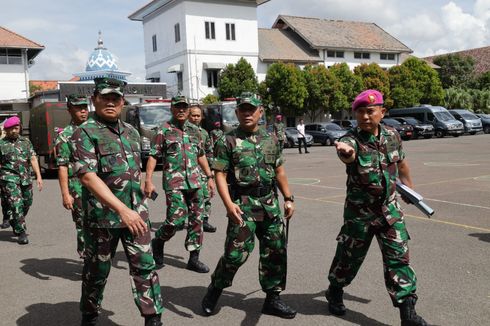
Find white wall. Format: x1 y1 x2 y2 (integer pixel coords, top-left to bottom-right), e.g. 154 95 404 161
323 50 401 70
0 64 28 101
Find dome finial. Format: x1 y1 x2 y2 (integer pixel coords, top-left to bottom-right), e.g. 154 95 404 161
96 30 106 50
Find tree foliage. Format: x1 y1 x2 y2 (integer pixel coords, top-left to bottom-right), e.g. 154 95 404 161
201 94 219 104
329 63 363 110
217 57 258 99
444 88 490 113
354 63 392 107
432 54 475 89
265 62 308 115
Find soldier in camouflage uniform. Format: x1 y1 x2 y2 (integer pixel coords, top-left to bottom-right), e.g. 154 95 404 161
188 105 217 233
201 93 297 319
209 121 223 145
71 78 163 326
145 95 215 274
273 115 286 153
55 94 89 258
326 90 428 326
0 116 43 245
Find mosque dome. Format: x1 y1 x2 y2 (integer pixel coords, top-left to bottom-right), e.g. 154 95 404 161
85 31 119 72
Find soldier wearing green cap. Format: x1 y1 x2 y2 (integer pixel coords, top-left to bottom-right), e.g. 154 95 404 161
71 77 163 326
55 94 89 258
201 92 297 319
145 95 215 274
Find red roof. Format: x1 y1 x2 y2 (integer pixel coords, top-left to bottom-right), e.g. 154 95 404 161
424 46 490 75
29 80 59 92
0 26 44 49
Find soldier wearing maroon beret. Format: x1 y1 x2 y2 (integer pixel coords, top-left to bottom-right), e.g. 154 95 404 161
325 90 428 326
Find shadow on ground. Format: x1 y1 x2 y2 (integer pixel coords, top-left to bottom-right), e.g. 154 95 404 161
17 301 117 326
161 285 389 326
0 230 18 243
468 233 490 243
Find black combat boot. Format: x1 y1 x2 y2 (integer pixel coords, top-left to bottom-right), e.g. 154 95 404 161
151 238 164 268
0 219 9 229
202 284 223 316
17 232 29 245
203 221 217 233
144 314 162 326
399 297 428 326
261 292 297 319
186 250 209 273
325 285 346 316
81 313 98 326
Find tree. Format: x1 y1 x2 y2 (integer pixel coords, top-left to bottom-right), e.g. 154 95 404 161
329 63 363 110
474 71 490 90
201 94 219 104
432 54 475 89
217 57 258 99
264 62 308 116
302 64 345 121
354 63 392 107
443 88 473 110
389 65 422 108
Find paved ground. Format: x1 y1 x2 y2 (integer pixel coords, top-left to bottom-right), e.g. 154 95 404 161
0 134 489 326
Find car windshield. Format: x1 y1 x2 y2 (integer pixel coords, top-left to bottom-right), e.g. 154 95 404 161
402 117 420 124
382 118 401 125
434 111 455 121
460 112 478 120
222 103 238 124
139 105 172 128
324 123 343 131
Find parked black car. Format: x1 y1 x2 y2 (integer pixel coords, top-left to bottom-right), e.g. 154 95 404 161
305 123 348 146
381 118 414 140
332 119 358 129
392 117 434 139
284 127 314 148
476 114 490 134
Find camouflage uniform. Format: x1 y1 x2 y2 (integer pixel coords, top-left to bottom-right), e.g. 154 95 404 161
210 127 287 292
0 136 35 235
55 123 84 254
72 114 163 317
150 119 205 251
198 126 213 226
273 121 286 152
209 128 224 146
328 125 417 306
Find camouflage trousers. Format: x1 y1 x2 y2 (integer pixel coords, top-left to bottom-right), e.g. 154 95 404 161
278 140 284 154
201 177 212 223
0 181 33 234
328 214 417 306
211 216 287 293
69 177 84 255
155 188 204 251
80 224 164 316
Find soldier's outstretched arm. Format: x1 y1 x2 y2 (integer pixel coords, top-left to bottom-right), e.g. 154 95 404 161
144 156 157 197
334 141 356 164
79 172 148 237
30 155 43 191
215 171 243 225
275 165 295 220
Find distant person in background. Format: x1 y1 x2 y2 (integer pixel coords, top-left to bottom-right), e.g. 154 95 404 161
273 115 286 153
209 121 223 146
0 116 43 245
55 94 89 258
296 118 309 154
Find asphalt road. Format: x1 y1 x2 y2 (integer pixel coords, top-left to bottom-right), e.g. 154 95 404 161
0 134 489 326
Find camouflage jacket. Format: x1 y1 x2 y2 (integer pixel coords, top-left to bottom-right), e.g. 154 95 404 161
71 114 145 228
0 136 35 185
210 128 224 146
213 127 283 221
150 119 204 191
273 122 286 141
339 125 405 225
199 126 213 175
54 122 77 177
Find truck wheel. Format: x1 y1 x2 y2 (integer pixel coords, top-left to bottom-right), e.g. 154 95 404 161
435 130 444 138
484 126 490 134
325 138 333 146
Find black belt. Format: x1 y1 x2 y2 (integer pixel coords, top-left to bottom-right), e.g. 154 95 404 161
233 185 274 198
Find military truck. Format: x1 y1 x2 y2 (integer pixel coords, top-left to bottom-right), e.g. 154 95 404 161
202 98 265 133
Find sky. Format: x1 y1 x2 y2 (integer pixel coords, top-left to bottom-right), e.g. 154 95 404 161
1 0 488 82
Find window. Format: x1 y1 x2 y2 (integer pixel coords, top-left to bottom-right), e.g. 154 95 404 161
177 72 183 91
174 23 180 43
205 21 215 40
207 70 219 88
380 53 395 60
354 52 370 59
327 51 344 58
152 35 157 52
0 49 22 65
225 23 236 40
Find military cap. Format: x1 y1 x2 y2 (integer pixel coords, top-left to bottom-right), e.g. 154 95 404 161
237 92 262 108
94 77 126 96
3 116 20 129
171 95 189 107
67 94 89 106
352 89 384 111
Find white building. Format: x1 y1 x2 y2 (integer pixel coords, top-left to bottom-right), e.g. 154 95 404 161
0 26 44 110
129 1 412 100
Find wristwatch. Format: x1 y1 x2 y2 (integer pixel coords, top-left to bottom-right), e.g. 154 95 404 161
206 174 214 180
283 195 295 202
